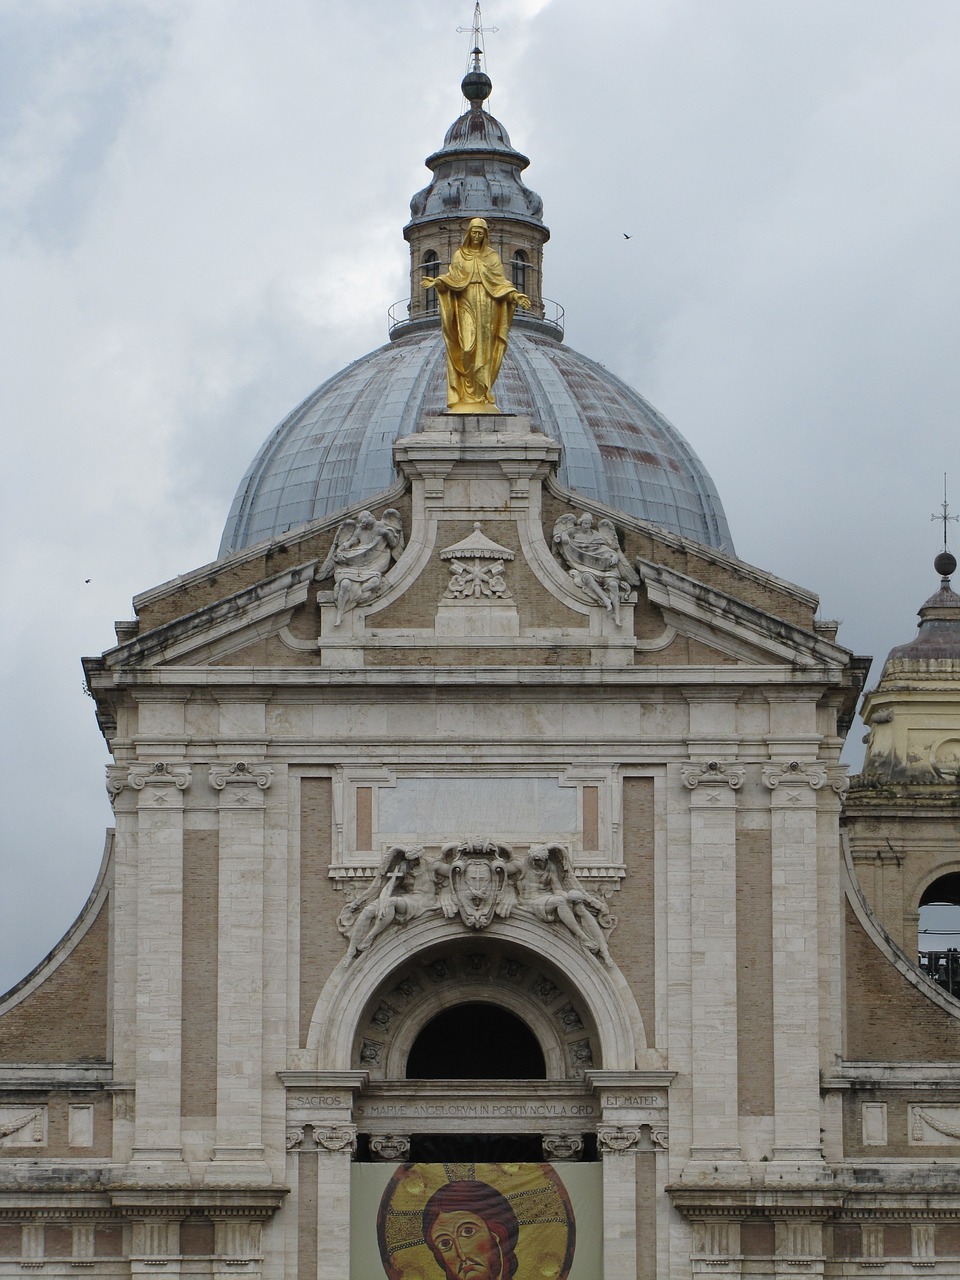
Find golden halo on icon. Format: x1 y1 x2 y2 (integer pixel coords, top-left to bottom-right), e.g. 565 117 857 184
377 1162 576 1280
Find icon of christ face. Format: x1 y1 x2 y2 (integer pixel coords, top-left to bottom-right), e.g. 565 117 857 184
422 1182 519 1280
427 1209 504 1279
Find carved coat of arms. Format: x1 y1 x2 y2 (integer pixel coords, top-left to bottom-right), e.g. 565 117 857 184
439 838 520 929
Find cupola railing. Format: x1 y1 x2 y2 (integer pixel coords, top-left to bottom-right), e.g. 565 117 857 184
388 295 564 341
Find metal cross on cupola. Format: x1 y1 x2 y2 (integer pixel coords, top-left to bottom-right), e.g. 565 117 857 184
458 1 498 77
932 472 959 552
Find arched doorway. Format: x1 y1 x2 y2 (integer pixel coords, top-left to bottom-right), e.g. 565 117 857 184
406 1002 547 1079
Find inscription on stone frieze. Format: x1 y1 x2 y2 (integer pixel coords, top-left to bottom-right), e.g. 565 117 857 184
290 1095 353 1110
354 1101 597 1120
602 1093 666 1109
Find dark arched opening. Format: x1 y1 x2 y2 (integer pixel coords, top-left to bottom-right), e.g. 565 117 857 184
422 249 440 314
511 248 529 294
919 873 960 996
406 1002 546 1079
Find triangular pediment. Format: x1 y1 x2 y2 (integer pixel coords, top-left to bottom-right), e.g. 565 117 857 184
86 423 849 680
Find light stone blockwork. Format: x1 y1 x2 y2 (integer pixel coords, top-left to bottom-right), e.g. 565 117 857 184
4 414 960 1279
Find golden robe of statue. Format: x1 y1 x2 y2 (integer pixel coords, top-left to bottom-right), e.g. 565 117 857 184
423 218 531 413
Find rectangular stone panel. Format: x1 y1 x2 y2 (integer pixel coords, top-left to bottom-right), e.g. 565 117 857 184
377 775 578 844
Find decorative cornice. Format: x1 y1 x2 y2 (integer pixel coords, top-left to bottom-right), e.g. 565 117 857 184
209 761 274 791
681 761 745 790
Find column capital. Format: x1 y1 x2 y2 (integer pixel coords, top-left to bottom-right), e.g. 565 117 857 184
108 761 193 795
314 1124 357 1155
762 759 826 791
370 1134 411 1162
598 1125 643 1154
681 760 745 791
209 761 274 791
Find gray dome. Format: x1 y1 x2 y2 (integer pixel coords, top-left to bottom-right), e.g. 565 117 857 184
219 324 734 557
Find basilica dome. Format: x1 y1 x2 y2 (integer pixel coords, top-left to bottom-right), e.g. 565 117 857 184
219 67 734 559
219 320 733 556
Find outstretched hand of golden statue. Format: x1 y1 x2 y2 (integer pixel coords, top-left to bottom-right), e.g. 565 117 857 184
515 293 531 309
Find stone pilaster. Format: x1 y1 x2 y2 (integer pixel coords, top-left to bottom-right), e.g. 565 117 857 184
598 1126 640 1280
281 1071 367 1280
589 1070 673 1280
207 755 273 1181
763 759 827 1167
315 1124 357 1280
126 749 192 1171
681 759 745 1164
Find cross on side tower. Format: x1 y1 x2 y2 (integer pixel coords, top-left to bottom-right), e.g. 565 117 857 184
458 1 498 75
931 473 959 550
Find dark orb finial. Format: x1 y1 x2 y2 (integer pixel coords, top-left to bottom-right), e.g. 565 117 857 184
462 68 492 103
935 549 957 581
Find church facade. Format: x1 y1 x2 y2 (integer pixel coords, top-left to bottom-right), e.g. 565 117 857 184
1 56 959 1280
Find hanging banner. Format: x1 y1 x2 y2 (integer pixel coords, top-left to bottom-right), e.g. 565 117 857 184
351 1161 602 1279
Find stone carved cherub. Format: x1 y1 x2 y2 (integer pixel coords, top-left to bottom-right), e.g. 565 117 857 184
518 842 615 966
317 508 404 625
552 512 640 626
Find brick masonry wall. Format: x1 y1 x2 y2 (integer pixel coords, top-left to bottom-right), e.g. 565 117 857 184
844 900 960 1059
0 903 109 1062
181 829 219 1120
299 777 341 1046
736 825 775 1116
619 778 656 1046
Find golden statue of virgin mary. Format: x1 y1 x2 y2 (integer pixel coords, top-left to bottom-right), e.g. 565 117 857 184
422 217 531 413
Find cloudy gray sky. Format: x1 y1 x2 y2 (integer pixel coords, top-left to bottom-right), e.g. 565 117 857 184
2 0 958 992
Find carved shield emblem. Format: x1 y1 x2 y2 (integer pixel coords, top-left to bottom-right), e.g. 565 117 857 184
449 842 507 929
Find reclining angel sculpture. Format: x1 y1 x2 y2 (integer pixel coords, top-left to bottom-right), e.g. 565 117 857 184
518 842 615 966
552 512 640 626
339 844 449 959
316 508 404 625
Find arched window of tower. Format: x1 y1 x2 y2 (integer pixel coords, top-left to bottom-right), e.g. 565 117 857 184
422 249 440 314
511 248 528 295
918 872 960 997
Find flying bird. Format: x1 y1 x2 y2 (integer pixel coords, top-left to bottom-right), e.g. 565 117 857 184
623 233 632 239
